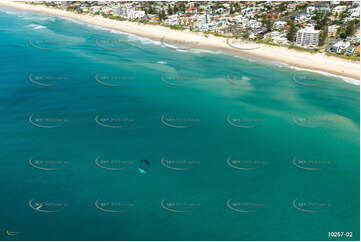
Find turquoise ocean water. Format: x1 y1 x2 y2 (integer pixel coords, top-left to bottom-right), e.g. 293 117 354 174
0 7 359 241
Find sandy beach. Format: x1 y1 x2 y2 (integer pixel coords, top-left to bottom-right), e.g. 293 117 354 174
1 1 360 80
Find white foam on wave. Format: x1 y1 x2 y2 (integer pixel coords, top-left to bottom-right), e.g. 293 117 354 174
90 25 113 31
174 47 220 55
61 18 162 46
34 25 46 30
57 16 88 26
57 16 162 47
191 48 221 54
0 8 19 15
0 7 55 22
157 61 167 65
125 32 162 46
9 9 217 53
274 62 360 86
26 23 47 30
58 16 119 34
241 75 251 81
108 29 162 46
234 55 257 63
21 16 55 22
162 42 181 50
57 15 105 32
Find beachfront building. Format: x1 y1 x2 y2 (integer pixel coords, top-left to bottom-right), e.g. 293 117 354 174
112 4 145 20
295 27 320 47
354 45 360 56
270 31 281 38
178 16 193 26
197 14 210 25
328 25 340 37
165 15 178 26
273 37 288 45
345 46 355 55
330 40 351 54
90 6 101 14
128 10 145 20
194 14 211 31
112 4 128 17
102 6 113 15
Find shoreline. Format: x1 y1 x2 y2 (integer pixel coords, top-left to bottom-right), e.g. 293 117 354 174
0 1 360 81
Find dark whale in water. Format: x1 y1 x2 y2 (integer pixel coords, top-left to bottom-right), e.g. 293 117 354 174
141 160 151 165
138 160 151 173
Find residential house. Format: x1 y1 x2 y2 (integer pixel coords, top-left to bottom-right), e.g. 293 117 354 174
273 21 287 30
332 5 347 15
328 25 340 37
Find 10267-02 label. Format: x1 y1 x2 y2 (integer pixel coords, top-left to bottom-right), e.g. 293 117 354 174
328 232 353 238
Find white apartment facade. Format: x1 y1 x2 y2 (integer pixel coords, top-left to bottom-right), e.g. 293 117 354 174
165 15 178 26
295 27 320 47
125 8 145 20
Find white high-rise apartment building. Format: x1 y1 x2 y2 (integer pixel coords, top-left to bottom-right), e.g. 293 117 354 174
295 27 320 47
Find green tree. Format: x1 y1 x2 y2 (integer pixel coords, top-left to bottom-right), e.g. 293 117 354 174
230 4 234 14
262 16 272 32
296 4 307 11
168 4 173 15
242 31 250 39
179 2 186 12
345 20 356 37
158 9 166 21
339 10 347 21
319 27 328 46
148 6 155 14
315 14 328 30
287 20 296 41
279 3 287 11
234 2 240 12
